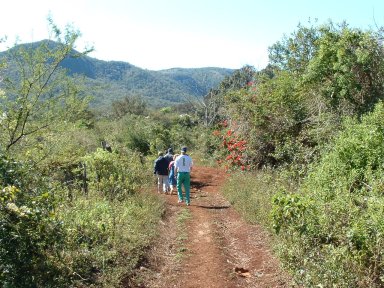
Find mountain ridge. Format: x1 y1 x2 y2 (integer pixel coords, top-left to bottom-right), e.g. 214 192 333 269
0 39 234 107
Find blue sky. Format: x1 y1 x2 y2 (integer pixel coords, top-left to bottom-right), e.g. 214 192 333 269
0 0 383 70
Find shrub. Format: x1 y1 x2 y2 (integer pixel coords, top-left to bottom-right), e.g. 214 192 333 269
58 192 164 287
221 169 291 228
83 148 145 200
272 102 384 287
0 156 66 287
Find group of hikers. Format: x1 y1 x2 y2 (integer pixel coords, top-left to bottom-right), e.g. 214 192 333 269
153 146 193 206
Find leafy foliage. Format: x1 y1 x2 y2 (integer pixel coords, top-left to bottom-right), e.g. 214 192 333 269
302 23 384 115
112 95 147 118
208 22 384 172
272 102 384 287
83 148 144 200
57 191 163 287
0 156 66 287
0 33 91 155
0 20 168 287
4 16 384 288
215 21 384 287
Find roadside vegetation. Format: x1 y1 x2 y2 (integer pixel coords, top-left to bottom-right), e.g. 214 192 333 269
1 18 384 287
208 21 384 287
0 21 198 287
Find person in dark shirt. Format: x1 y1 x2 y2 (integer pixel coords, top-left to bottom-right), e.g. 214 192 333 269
164 148 174 164
154 151 170 193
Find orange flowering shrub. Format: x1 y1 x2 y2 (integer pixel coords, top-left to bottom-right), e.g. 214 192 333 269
212 121 250 172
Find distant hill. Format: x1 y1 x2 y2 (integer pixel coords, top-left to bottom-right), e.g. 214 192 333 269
0 40 234 108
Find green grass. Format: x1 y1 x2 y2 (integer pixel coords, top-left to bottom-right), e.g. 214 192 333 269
221 169 285 228
56 190 165 287
174 207 192 261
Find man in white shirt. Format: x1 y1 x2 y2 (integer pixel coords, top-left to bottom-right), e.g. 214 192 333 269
174 146 193 205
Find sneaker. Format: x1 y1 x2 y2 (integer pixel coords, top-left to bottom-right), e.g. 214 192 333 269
186 202 190 206
178 200 183 203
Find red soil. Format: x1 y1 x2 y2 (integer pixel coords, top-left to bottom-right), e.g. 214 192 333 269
137 165 292 288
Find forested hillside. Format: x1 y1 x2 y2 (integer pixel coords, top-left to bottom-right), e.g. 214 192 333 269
0 40 233 108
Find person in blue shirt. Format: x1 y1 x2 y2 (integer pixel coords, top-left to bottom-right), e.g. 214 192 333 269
168 154 179 194
174 146 193 205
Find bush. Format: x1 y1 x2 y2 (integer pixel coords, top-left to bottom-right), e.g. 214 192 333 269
272 102 384 287
221 169 291 228
58 192 164 287
0 148 164 287
83 148 146 200
0 156 66 287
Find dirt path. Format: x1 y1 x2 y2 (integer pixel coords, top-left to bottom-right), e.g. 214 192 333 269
138 166 292 287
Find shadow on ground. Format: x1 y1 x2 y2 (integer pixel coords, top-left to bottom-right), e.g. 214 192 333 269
195 205 230 210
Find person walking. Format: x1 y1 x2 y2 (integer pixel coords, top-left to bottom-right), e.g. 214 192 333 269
164 148 174 164
168 154 179 194
174 146 193 205
154 151 170 194
164 148 174 190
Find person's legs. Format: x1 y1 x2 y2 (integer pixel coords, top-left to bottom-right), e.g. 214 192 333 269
184 173 191 205
157 175 161 193
168 175 173 194
164 175 170 193
161 175 168 193
177 173 184 202
169 175 176 194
